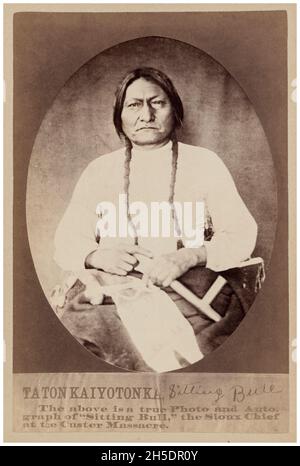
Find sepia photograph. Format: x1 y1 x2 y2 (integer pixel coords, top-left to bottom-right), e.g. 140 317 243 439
27 37 275 372
4 3 296 443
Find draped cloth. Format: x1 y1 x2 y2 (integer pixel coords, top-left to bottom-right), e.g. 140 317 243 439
53 262 264 372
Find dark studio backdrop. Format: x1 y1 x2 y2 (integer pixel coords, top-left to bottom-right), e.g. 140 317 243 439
14 11 288 373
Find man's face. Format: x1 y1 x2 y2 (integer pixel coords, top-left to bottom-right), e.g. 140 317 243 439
121 78 175 148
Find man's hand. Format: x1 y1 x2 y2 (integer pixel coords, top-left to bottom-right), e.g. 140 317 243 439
144 247 207 287
85 243 153 276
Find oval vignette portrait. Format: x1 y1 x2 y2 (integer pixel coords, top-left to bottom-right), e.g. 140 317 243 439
26 37 277 373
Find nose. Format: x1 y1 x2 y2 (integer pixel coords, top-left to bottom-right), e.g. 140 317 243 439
139 103 154 122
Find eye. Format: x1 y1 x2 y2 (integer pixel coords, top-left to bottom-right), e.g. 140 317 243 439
127 102 141 108
151 100 165 107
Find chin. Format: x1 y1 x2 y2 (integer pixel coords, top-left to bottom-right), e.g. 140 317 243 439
132 134 166 146
135 138 161 146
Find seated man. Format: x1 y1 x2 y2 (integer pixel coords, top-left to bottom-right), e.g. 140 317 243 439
53 67 261 372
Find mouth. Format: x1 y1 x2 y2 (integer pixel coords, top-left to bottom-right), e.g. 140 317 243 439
136 127 158 131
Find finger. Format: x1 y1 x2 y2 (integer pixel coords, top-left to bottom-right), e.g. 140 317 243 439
148 269 161 286
162 274 174 288
162 266 180 287
121 253 138 265
148 275 158 286
135 245 154 258
152 269 167 286
148 266 167 285
124 244 153 258
119 261 133 272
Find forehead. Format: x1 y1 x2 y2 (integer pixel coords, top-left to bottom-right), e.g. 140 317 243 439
124 78 168 100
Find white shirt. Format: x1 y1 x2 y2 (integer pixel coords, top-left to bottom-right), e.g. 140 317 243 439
54 141 257 272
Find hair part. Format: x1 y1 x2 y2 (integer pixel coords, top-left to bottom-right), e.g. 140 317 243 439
113 67 184 138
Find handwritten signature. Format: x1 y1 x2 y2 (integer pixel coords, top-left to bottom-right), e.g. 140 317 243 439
168 382 282 403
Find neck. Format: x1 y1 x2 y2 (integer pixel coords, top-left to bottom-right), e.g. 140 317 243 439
131 138 171 151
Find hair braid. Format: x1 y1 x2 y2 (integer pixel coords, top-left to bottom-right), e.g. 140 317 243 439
169 134 184 249
124 137 139 245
